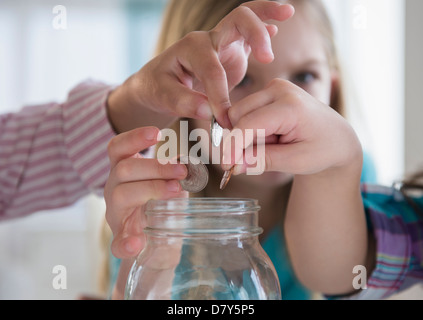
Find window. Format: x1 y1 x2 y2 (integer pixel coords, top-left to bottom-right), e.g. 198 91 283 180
324 0 405 185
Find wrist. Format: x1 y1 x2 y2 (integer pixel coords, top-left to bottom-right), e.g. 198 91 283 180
106 80 135 134
296 129 363 187
321 122 364 179
107 74 177 134
107 74 147 134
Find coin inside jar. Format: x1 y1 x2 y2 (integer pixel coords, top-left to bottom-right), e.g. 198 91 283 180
177 155 209 193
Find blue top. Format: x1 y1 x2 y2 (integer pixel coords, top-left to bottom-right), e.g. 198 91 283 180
361 151 378 184
261 225 310 300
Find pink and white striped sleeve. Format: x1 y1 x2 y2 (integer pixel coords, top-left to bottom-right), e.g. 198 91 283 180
0 80 117 220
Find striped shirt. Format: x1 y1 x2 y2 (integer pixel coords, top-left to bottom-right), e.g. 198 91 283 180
336 184 423 300
0 80 116 220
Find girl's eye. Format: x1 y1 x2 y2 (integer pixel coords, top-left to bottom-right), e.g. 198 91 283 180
292 72 317 85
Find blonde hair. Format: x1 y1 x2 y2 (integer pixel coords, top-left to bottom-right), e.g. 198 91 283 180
154 0 245 55
155 0 345 115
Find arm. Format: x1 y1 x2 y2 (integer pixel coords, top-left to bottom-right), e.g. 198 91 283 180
0 81 116 219
222 79 370 296
285 157 369 295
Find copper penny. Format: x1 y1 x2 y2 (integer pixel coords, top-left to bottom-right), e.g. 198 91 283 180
220 166 234 190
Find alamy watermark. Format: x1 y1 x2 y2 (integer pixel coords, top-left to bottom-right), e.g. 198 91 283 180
50 264 367 292
52 5 67 30
156 121 266 175
352 265 368 290
52 265 67 290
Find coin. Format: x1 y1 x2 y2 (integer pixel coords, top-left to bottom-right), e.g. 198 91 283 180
220 166 234 190
178 155 209 193
210 116 223 147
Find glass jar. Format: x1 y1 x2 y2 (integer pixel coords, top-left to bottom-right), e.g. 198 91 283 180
125 198 281 300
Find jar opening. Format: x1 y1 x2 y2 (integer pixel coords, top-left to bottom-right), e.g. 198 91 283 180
145 198 260 215
144 198 262 237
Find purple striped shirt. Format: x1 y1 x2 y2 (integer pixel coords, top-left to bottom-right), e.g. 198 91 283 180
0 80 116 220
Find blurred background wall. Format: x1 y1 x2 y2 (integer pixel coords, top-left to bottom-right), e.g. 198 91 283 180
0 0 420 299
405 0 423 179
0 0 167 299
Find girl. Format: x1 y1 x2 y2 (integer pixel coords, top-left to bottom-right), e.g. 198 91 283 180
105 0 374 299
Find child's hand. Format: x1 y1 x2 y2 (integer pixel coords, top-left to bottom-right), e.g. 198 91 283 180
222 79 367 295
104 127 188 260
221 79 362 176
107 1 294 132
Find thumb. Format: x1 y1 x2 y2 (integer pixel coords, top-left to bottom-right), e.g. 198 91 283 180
111 233 145 259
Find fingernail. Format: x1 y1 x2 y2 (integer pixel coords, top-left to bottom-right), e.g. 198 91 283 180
196 103 212 120
233 164 245 176
175 164 187 177
167 180 181 192
145 128 158 141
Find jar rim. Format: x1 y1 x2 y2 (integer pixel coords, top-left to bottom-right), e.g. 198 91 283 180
145 198 260 215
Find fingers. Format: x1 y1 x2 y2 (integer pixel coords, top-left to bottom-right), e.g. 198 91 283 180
106 126 191 259
201 3 294 126
241 2 295 22
106 179 187 259
109 185 189 259
174 33 233 128
106 156 188 235
108 180 184 215
227 84 276 126
222 98 298 171
111 234 145 259
212 3 295 63
161 63 214 121
176 2 294 128
230 143 300 176
107 126 161 168
110 158 187 186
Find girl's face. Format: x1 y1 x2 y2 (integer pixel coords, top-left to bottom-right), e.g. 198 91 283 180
194 6 338 187
230 6 334 106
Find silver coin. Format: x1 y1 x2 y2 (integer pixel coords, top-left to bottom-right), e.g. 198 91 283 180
178 155 209 193
210 116 223 147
